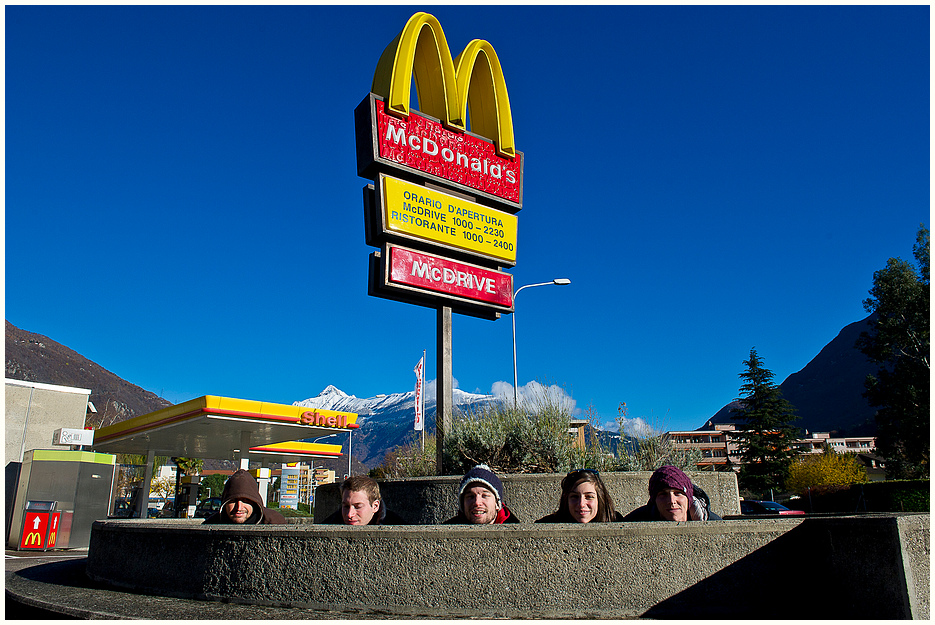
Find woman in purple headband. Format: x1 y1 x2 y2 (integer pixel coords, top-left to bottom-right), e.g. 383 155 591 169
622 465 722 522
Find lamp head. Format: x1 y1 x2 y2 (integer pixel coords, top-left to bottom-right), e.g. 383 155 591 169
553 278 571 285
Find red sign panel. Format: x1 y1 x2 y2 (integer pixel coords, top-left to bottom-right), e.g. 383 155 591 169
388 245 513 308
375 98 522 206
47 512 61 548
20 512 49 549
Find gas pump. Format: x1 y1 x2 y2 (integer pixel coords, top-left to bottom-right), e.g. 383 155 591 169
177 476 201 518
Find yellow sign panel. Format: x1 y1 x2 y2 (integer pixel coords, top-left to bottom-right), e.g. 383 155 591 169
381 174 517 264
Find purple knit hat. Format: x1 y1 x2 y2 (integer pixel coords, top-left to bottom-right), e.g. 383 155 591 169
649 465 693 501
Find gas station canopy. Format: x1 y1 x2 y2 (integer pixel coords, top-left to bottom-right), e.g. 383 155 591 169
92 395 358 463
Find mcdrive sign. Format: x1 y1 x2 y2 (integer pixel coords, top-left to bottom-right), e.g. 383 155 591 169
357 11 521 319
384 244 513 312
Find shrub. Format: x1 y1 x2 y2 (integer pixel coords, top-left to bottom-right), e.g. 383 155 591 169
613 403 702 472
442 385 612 475
379 434 437 478
786 448 867 494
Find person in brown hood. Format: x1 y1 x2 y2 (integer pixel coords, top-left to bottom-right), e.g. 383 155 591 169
202 469 286 525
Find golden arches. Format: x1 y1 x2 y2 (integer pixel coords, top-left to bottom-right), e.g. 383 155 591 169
371 12 516 159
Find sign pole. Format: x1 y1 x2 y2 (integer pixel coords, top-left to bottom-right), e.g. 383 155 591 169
436 305 453 476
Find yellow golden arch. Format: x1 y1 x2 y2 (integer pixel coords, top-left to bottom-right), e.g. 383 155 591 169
372 12 515 159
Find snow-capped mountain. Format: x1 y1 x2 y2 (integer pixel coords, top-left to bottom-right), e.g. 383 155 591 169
294 385 496 468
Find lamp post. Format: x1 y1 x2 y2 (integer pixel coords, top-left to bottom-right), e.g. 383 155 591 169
307 433 336 506
512 278 571 407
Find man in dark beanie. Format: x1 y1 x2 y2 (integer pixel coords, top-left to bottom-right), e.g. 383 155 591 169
443 464 519 524
622 465 721 522
202 469 286 525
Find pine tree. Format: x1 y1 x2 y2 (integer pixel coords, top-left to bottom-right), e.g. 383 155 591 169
732 348 800 496
856 225 929 479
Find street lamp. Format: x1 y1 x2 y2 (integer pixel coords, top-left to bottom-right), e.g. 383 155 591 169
512 278 571 407
305 434 336 506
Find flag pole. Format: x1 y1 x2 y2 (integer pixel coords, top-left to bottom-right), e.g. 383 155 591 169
421 349 426 451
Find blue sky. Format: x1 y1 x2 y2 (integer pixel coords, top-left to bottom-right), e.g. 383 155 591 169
6 5 929 435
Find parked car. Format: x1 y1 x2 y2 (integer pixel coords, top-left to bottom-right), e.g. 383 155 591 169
740 499 805 516
194 497 223 519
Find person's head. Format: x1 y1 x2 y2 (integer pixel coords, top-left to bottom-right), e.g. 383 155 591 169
220 469 265 524
558 469 616 523
458 464 504 524
340 476 382 525
649 465 693 522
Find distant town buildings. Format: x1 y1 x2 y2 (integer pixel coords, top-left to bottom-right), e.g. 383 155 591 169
667 422 878 472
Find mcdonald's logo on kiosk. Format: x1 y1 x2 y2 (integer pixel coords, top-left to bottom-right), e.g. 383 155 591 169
19 505 55 550
356 12 524 214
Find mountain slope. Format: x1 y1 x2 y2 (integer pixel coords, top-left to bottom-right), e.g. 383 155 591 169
706 315 879 436
5 321 171 427
294 384 496 468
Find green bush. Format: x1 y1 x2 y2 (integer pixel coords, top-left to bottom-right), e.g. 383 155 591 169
442 390 613 475
380 434 437 477
613 404 702 472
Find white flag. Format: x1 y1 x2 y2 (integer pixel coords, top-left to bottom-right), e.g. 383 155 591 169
413 355 425 431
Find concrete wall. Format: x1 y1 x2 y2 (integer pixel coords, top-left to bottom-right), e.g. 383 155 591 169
314 470 741 524
5 379 90 465
86 514 929 619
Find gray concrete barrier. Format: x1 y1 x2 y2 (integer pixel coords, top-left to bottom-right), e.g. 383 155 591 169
314 471 741 524
86 513 929 619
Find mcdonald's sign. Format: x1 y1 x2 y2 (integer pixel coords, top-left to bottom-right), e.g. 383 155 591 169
47 512 61 548
19 512 49 550
356 12 523 213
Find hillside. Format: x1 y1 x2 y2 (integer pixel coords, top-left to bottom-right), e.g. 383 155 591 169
5 321 171 427
706 315 879 436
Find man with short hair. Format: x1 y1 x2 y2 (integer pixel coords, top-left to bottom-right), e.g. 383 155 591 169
320 475 407 525
443 464 519 524
202 469 286 525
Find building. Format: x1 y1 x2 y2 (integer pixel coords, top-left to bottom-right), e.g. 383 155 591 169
668 422 877 472
568 419 589 450
668 423 739 470
792 431 877 455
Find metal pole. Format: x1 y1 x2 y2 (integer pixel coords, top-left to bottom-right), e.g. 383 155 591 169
18 386 35 463
511 280 571 408
512 306 519 407
421 348 426 452
137 449 155 519
437 305 453 475
347 431 353 479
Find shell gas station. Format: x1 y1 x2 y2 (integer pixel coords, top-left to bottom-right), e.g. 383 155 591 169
90 395 358 518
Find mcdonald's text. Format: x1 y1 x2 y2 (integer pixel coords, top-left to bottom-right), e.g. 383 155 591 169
375 99 522 205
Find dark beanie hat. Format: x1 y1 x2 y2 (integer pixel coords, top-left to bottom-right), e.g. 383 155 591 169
649 465 693 502
459 464 504 510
